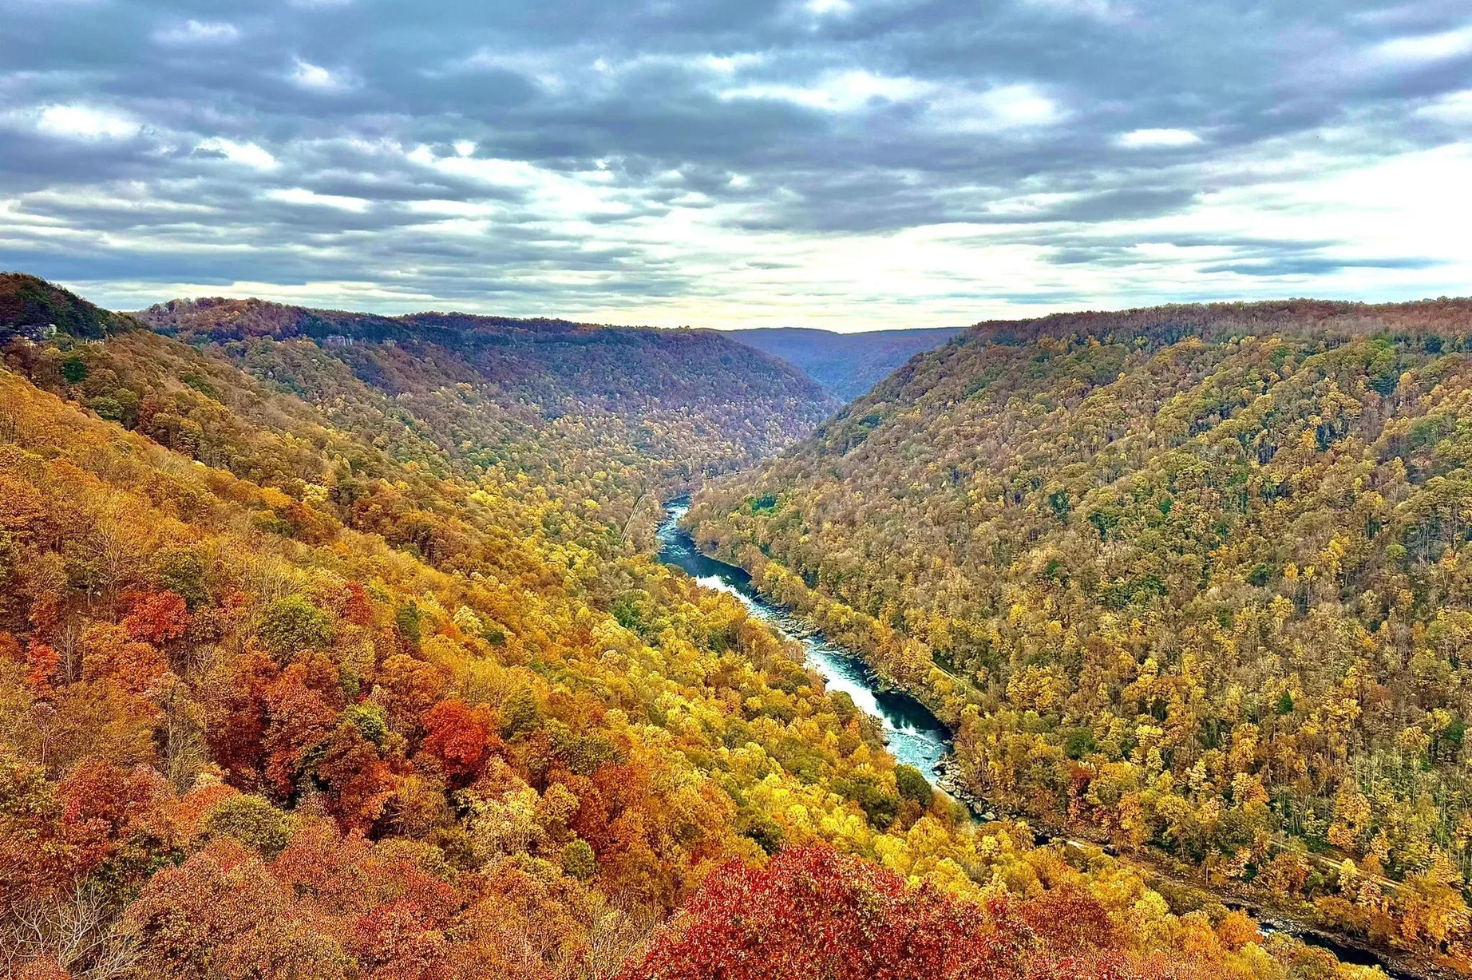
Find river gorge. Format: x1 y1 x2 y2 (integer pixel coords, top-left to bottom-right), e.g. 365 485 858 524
657 501 1430 980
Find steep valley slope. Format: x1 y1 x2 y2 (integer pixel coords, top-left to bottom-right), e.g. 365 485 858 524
689 298 1472 974
0 275 1391 980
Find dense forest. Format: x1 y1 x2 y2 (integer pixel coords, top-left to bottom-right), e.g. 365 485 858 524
689 298 1472 974
0 275 1394 979
134 295 837 522
723 326 964 400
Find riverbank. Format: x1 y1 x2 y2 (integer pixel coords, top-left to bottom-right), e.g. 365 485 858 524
934 758 1443 980
661 503 1452 980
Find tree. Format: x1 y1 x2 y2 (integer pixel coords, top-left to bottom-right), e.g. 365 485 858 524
562 839 598 881
418 699 494 781
257 597 334 661
349 899 449 980
123 841 348 980
121 591 191 647
203 794 291 858
895 764 934 810
623 845 1029 980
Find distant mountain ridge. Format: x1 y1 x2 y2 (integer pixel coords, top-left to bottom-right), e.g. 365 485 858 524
139 296 839 415
724 325 964 400
0 275 840 524
131 295 839 490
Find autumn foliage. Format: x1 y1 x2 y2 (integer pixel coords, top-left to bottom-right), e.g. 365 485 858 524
0 278 1396 980
692 299 1472 967
626 844 1207 980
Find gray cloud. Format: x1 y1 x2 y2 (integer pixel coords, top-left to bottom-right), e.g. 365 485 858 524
0 0 1468 327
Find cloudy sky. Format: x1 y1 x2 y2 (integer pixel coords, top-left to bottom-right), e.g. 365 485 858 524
2 0 1470 330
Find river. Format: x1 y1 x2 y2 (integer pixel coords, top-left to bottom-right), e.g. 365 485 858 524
655 501 1429 980
657 501 952 780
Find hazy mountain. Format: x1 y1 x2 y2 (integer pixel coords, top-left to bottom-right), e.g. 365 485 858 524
724 326 964 401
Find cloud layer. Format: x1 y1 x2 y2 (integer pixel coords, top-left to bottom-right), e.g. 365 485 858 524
1 0 1469 328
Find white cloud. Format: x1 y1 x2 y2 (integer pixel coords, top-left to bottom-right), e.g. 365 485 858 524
153 20 240 46
449 48 569 91
722 70 927 112
806 0 854 15
1368 23 1472 66
290 59 354 93
266 188 371 212
700 53 767 75
32 104 141 141
1021 0 1134 23
1416 90 1472 124
928 83 1064 133
195 137 278 170
1115 127 1203 148
410 145 637 221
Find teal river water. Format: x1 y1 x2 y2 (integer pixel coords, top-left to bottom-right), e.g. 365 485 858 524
656 501 1423 980
657 502 951 779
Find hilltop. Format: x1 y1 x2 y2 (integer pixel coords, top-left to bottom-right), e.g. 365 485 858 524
0 272 137 341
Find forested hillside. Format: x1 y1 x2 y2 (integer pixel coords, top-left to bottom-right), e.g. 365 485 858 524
725 325 963 400
135 296 836 527
689 298 1472 973
0 277 1381 980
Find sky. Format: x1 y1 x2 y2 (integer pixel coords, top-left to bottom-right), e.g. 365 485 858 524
1 0 1470 331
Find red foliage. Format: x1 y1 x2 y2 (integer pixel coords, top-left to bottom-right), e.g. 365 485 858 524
270 820 460 922
342 581 374 627
623 844 1031 980
623 844 1213 980
122 589 192 646
1019 887 1118 957
261 664 336 799
56 761 172 874
124 840 344 980
316 722 396 831
350 899 450 980
80 624 167 693
418 699 495 780
24 642 59 693
206 650 277 788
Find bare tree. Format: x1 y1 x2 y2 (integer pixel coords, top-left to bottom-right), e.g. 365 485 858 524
0 886 139 980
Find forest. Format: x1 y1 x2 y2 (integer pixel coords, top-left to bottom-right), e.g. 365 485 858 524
0 274 1412 979
689 298 1472 975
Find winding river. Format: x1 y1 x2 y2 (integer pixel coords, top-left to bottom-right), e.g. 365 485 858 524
657 502 952 780
656 501 1428 980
